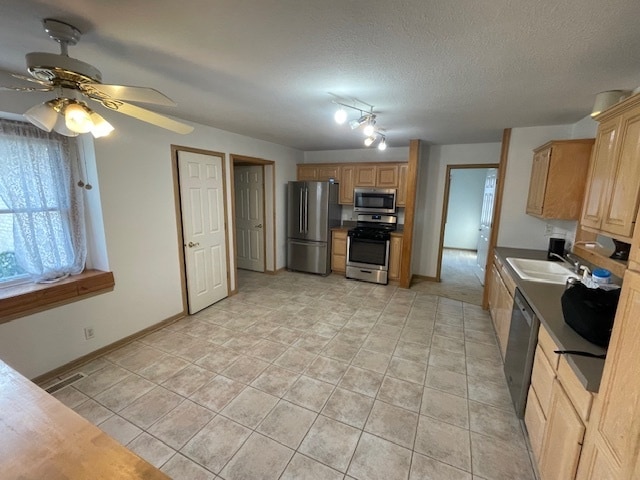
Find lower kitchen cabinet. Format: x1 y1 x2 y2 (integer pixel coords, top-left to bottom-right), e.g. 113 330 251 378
577 269 640 479
488 257 515 359
331 230 347 273
388 234 403 281
539 379 586 480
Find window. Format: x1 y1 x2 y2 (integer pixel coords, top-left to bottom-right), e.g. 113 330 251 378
0 119 86 286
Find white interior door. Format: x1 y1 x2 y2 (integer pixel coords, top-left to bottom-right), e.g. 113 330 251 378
178 150 229 314
234 165 265 272
475 168 497 285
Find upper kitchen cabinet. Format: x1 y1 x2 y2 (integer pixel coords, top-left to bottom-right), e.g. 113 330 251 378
396 164 409 207
376 164 399 187
526 139 594 219
580 93 640 242
340 165 356 205
354 165 377 186
296 164 341 182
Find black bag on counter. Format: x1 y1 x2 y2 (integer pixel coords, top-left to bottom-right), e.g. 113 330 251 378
561 283 621 348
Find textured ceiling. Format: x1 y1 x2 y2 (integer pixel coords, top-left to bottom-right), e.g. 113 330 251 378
1 0 640 150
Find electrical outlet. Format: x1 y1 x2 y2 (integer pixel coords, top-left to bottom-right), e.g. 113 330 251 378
545 223 553 235
84 327 95 340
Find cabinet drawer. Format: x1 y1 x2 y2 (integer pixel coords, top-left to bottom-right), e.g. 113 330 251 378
525 386 546 464
531 345 556 416
557 356 594 422
538 325 560 370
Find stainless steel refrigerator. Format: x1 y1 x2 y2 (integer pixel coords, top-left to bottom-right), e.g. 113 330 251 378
287 181 341 275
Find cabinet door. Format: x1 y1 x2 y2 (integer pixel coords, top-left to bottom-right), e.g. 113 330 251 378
317 166 340 182
526 148 551 215
488 263 501 328
540 380 586 480
581 118 620 230
525 386 546 464
355 165 376 186
496 275 513 360
376 165 399 187
388 235 403 280
600 110 640 239
297 165 319 181
577 269 640 479
396 164 409 206
339 166 355 205
331 231 347 273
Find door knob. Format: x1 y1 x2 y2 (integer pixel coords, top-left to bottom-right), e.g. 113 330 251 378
187 241 200 248
254 224 263 228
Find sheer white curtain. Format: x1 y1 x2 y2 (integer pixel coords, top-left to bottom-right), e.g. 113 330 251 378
0 119 86 282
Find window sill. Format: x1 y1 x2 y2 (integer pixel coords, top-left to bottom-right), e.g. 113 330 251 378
0 270 115 324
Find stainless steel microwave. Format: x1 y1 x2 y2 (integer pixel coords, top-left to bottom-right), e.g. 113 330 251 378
353 188 397 214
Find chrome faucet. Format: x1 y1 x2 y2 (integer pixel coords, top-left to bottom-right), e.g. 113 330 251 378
548 252 581 273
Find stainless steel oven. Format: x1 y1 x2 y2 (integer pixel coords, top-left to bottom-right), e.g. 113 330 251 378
346 214 396 285
353 188 396 214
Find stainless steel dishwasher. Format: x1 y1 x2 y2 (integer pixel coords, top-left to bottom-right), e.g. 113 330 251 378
504 288 540 418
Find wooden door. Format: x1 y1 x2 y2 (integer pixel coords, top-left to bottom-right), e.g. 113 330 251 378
540 380 586 480
577 269 640 479
581 118 620 230
297 165 318 181
339 166 355 205
234 165 265 272
376 165 399 187
396 164 409 206
178 151 229 314
317 166 340 182
355 165 376 186
600 110 640 239
388 235 403 280
526 147 551 215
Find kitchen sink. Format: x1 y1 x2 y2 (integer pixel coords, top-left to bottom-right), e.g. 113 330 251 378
505 257 580 285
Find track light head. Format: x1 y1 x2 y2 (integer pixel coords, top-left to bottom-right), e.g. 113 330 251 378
334 107 348 124
377 136 387 151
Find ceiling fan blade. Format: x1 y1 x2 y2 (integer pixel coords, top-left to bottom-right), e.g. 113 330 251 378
80 83 176 106
0 69 53 91
98 99 193 134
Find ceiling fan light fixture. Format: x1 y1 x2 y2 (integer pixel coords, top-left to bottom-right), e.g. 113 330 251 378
89 112 114 138
65 102 93 133
334 107 348 124
52 114 79 137
24 101 58 132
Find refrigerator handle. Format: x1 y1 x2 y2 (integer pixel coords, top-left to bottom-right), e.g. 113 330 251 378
304 187 309 233
299 188 304 233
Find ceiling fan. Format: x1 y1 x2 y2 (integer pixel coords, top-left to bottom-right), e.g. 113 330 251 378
0 18 193 137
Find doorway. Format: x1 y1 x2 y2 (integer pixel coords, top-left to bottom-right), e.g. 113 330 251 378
230 155 276 289
172 146 230 314
436 164 499 289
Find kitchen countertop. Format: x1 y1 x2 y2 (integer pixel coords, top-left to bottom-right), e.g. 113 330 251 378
495 247 607 393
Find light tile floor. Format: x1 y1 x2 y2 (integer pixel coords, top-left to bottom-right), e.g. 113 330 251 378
47 270 537 480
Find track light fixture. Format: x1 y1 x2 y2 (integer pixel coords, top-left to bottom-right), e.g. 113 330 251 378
330 95 389 149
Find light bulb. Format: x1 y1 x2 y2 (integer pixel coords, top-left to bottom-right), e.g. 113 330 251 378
364 136 376 147
53 115 79 137
334 108 347 124
363 123 375 137
90 112 114 138
65 103 93 133
378 138 387 151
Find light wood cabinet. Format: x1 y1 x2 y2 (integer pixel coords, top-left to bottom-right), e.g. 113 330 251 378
388 234 403 281
376 164 399 187
339 166 356 205
525 384 547 463
296 165 340 182
396 164 409 207
355 165 377 186
581 94 640 241
331 230 347 273
526 139 594 219
488 257 514 359
539 379 586 480
577 269 640 479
